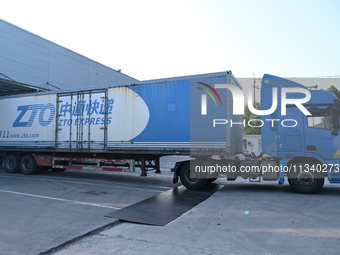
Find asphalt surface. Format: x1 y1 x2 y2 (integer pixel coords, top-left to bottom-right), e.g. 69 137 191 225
0 156 185 255
1 155 340 255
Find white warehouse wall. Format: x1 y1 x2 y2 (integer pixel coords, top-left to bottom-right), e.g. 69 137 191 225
0 19 137 91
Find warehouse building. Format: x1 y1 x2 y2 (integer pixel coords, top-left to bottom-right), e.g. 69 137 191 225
0 18 137 96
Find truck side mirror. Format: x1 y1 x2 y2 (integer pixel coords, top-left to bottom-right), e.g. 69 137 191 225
332 108 340 131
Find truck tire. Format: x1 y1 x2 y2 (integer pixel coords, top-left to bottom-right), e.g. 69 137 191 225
20 155 39 175
288 162 324 194
4 154 21 173
179 162 209 190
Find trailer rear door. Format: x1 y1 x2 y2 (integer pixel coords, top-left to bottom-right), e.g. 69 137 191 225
56 90 107 151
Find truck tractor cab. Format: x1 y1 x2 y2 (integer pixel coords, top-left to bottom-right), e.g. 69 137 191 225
261 74 340 193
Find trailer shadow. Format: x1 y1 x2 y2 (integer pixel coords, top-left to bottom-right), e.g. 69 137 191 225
38 168 178 189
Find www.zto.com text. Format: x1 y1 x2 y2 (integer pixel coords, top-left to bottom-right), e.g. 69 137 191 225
0 131 39 139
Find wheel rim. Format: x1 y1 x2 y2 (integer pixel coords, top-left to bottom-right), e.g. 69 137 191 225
184 167 199 184
8 159 14 169
23 160 31 172
297 171 316 187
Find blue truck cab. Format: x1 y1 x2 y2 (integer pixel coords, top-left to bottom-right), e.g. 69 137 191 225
261 74 340 193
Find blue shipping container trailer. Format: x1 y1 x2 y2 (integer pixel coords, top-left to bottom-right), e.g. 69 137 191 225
0 71 242 176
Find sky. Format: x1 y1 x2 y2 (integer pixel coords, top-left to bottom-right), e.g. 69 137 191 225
1 0 340 86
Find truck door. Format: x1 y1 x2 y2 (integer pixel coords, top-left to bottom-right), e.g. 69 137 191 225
56 91 107 151
304 106 340 166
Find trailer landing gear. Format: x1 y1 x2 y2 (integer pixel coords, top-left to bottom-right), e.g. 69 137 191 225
136 157 161 177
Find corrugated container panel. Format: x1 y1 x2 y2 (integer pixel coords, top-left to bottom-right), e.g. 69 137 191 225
0 19 137 91
189 75 228 151
131 80 190 142
230 75 243 154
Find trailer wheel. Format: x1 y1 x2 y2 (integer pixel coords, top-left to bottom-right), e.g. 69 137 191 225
288 162 324 194
4 154 21 173
179 162 209 190
20 155 39 175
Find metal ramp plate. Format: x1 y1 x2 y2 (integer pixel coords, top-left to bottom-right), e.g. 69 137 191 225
105 184 223 226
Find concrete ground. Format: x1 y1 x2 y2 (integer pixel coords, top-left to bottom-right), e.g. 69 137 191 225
0 156 184 255
54 179 340 254
1 155 340 254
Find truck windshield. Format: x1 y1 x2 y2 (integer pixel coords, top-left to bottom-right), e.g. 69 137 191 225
307 107 333 130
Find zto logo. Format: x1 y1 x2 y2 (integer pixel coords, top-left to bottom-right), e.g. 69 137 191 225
13 104 55 127
197 82 222 115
